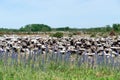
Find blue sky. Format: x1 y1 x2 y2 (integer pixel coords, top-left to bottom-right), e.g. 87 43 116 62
0 0 120 29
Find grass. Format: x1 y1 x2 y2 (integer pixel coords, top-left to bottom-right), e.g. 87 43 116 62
0 51 120 80
0 60 120 80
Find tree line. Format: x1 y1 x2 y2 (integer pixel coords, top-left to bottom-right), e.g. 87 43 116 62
0 23 120 32
81 24 120 33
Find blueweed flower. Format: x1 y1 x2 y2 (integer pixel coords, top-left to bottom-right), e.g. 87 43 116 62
87 56 92 68
28 51 32 61
78 57 82 67
94 52 99 65
91 57 95 68
82 53 85 63
0 51 3 60
11 52 16 66
11 52 16 59
114 59 119 69
40 56 45 71
33 53 36 62
45 44 49 53
37 49 41 56
14 53 18 66
20 53 23 62
51 51 55 61
98 51 105 65
23 53 27 68
105 55 108 66
82 52 88 64
64 51 71 63
109 54 114 67
56 51 62 63
3 51 8 66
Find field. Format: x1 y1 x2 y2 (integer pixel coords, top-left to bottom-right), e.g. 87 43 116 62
0 50 120 80
0 63 120 80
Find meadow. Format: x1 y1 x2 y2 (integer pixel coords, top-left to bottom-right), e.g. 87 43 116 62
0 49 120 80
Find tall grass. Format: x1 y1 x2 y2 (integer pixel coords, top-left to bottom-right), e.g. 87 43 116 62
0 50 120 80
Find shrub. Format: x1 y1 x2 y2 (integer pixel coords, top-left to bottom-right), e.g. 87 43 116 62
68 33 73 37
51 32 63 38
90 33 96 37
72 32 77 35
109 30 116 36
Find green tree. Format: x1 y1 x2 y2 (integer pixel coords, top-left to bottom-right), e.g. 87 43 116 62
106 25 111 31
113 24 119 31
19 24 51 32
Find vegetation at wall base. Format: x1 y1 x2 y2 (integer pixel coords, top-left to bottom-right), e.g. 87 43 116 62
50 32 63 38
0 60 120 80
0 50 120 80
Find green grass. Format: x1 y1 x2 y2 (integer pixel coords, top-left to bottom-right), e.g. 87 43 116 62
0 61 120 80
0 52 120 80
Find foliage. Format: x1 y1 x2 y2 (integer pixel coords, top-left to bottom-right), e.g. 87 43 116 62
19 24 51 32
112 24 120 32
72 32 77 35
106 25 112 31
0 62 120 80
68 33 73 37
55 27 70 31
0 23 120 35
0 28 18 32
51 32 63 38
90 33 96 37
109 30 116 36
0 51 120 80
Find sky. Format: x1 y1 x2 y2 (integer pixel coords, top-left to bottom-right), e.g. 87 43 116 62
0 0 120 29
